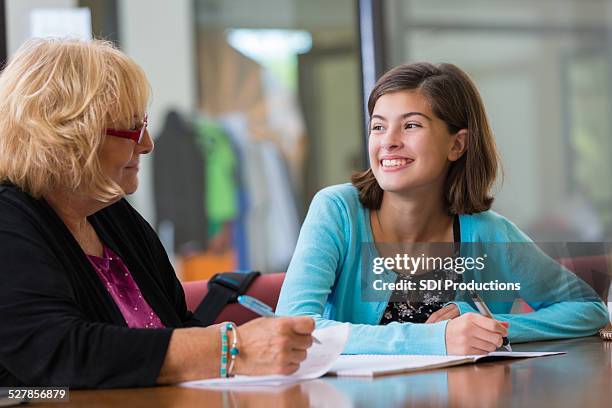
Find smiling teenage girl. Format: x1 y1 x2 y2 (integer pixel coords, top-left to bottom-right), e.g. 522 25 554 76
276 62 608 355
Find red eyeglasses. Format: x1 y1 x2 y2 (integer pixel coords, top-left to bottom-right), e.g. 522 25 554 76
105 114 148 143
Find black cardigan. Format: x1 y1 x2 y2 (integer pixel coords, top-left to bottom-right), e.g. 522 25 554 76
0 183 202 388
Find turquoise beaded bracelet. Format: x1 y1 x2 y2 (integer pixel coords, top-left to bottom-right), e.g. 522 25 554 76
219 322 239 378
219 324 229 378
226 322 239 376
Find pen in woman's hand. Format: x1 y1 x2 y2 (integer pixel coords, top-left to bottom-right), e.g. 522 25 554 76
237 295 322 344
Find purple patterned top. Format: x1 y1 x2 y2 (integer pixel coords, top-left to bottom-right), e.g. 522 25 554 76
87 245 165 329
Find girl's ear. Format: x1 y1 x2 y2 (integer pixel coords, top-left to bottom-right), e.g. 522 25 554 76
448 129 468 162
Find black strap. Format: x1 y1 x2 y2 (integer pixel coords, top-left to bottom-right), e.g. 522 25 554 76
194 271 260 326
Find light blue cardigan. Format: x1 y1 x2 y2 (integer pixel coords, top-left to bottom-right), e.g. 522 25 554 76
276 184 609 355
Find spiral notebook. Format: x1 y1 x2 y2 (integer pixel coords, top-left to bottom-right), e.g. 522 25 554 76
328 351 565 378
600 323 612 340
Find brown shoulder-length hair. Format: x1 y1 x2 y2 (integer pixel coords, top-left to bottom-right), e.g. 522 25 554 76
351 62 500 215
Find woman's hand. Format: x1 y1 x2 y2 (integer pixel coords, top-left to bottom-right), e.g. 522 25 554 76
426 304 460 323
233 317 315 376
445 313 509 355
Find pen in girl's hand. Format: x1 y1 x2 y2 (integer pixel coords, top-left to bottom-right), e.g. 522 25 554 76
467 290 512 352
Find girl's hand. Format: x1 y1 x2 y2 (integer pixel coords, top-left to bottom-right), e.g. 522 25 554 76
426 304 460 323
445 313 509 355
233 317 315 376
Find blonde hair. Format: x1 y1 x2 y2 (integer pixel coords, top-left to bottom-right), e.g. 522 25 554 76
0 38 150 201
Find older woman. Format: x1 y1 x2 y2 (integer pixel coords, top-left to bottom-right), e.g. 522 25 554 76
0 38 314 388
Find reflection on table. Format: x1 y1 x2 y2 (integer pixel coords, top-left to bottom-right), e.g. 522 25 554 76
35 336 611 408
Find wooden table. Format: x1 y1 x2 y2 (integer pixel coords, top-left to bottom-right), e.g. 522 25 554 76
34 336 611 408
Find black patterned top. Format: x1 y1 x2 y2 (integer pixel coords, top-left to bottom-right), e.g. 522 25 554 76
379 216 460 325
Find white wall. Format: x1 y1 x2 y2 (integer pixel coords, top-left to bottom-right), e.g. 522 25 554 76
117 0 196 224
6 0 77 55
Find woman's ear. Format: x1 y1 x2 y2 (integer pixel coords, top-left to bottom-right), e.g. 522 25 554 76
448 129 468 162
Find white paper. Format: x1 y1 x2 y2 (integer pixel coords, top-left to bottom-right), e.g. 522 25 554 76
180 324 350 388
330 350 566 377
330 354 471 377
474 351 566 359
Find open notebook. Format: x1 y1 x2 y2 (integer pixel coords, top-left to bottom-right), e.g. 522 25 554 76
329 351 565 378
181 322 565 388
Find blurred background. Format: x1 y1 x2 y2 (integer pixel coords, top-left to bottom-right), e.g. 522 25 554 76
2 0 612 280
